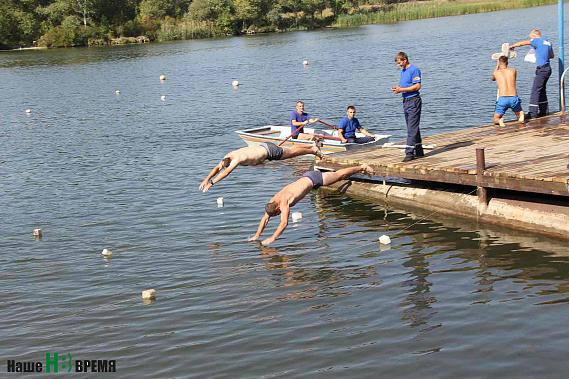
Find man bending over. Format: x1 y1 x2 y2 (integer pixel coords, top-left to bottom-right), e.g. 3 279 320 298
199 142 323 192
248 163 374 246
492 56 524 126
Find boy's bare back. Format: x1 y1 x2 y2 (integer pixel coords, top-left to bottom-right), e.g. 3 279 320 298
493 67 518 97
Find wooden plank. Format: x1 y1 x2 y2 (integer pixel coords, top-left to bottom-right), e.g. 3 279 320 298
318 113 569 197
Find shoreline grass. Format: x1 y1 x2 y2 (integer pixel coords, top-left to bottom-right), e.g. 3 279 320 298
334 0 562 27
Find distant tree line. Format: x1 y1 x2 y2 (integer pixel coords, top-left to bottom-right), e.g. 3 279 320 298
0 0 405 49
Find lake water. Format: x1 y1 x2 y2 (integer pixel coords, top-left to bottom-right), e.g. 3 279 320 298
2 4 569 377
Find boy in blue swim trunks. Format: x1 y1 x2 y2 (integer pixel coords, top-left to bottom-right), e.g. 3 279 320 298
492 56 525 126
248 164 374 246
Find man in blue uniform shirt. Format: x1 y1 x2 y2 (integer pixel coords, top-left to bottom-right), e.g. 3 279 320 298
510 29 554 119
290 101 319 140
337 106 376 144
391 52 424 162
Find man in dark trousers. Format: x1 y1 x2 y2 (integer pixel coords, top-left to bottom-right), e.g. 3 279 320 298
510 29 554 119
391 52 424 162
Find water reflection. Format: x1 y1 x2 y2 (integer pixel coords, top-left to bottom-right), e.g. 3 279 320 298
311 190 569 307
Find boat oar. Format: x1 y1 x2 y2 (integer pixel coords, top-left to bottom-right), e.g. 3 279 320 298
278 124 305 146
317 120 338 130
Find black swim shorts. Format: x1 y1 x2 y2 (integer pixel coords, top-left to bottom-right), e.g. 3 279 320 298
302 170 323 189
261 142 284 161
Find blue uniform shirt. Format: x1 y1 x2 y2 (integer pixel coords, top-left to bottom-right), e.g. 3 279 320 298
290 111 310 136
399 64 421 99
338 116 361 138
530 37 553 66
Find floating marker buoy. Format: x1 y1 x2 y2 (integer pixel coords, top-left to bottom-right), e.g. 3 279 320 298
33 229 42 237
115 90 120 94
101 248 112 257
232 80 239 87
292 212 302 222
161 95 165 101
303 60 308 66
26 109 31 113
379 235 391 245
142 289 156 300
217 197 224 207
159 75 166 81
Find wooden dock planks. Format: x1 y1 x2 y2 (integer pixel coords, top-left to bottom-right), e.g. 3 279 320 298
316 113 569 196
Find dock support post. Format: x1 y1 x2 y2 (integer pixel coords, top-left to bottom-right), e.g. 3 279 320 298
476 148 488 207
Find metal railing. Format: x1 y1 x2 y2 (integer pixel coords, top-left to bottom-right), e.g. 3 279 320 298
560 67 569 113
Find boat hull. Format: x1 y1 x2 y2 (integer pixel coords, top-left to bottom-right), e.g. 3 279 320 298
235 125 390 155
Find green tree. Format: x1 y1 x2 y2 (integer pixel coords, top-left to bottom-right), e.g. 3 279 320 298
234 0 271 30
139 0 191 19
0 0 45 49
188 0 232 24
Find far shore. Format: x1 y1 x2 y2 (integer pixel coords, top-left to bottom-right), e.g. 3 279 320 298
1 0 561 50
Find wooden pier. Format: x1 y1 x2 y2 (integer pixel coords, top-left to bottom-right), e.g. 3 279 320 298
314 113 569 239
316 113 569 197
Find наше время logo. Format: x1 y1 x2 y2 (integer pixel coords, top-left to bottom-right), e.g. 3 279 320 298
7 353 116 373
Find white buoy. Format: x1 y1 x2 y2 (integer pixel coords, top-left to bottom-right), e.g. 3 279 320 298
101 248 112 257
379 235 391 245
26 109 31 113
33 229 42 237
142 289 156 300
292 212 302 222
303 60 308 66
159 75 166 81
161 95 165 101
217 197 224 207
232 80 239 87
115 90 120 94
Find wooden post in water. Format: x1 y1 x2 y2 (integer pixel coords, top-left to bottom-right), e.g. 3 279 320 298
476 148 488 206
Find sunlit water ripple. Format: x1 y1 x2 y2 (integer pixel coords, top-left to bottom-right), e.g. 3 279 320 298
1 4 569 377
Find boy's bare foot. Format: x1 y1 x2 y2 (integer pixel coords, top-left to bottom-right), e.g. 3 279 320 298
312 141 324 158
360 163 374 177
518 113 525 123
499 118 505 127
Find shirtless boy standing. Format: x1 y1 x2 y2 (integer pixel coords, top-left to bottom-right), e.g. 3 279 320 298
492 56 525 126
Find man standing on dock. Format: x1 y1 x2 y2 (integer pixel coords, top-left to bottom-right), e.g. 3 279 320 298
392 52 424 162
510 30 554 119
290 101 320 140
249 164 374 246
492 56 525 126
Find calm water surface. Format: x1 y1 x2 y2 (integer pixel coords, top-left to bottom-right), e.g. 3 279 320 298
2 4 569 377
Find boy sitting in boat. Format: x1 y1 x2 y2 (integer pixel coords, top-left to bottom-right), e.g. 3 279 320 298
337 106 376 144
248 164 374 246
492 56 525 126
199 142 323 192
290 101 320 141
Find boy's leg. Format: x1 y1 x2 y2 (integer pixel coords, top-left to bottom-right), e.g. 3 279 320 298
281 142 323 159
321 164 374 186
494 113 505 126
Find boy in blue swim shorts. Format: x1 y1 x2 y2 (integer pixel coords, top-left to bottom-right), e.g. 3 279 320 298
248 164 374 246
492 56 525 126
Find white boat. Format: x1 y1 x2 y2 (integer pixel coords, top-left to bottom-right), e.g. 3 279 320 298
235 125 391 155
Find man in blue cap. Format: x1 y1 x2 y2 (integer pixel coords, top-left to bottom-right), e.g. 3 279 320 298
510 30 554 119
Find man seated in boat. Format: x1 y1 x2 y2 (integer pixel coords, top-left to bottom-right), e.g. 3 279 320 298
199 142 323 192
337 106 376 144
248 164 374 246
492 56 525 126
290 101 320 141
